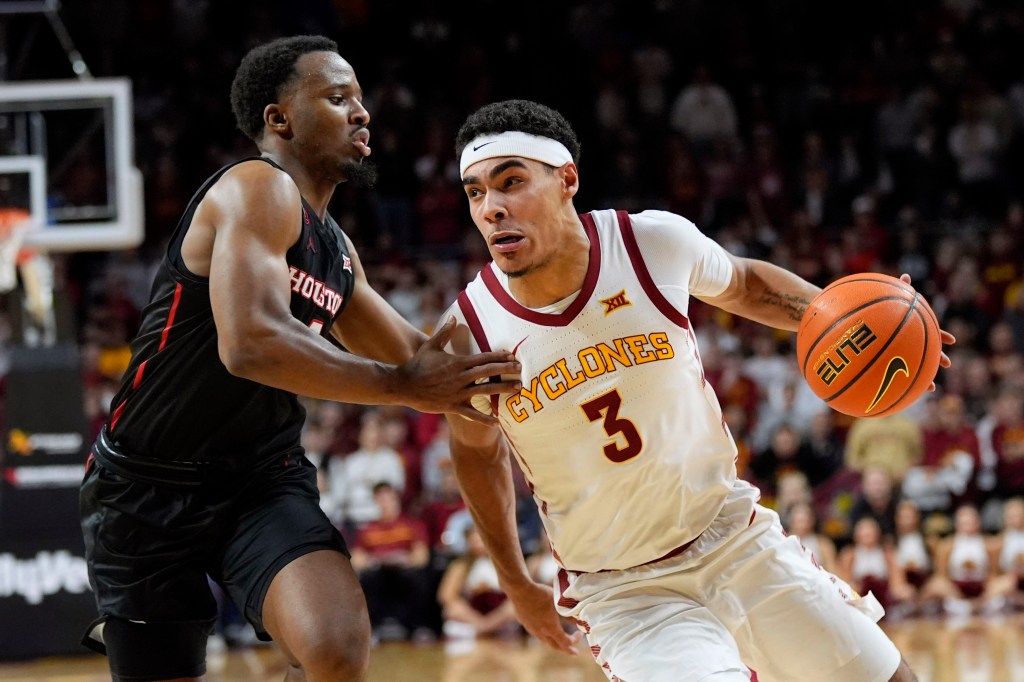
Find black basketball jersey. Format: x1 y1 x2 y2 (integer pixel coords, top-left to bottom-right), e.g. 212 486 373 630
106 157 356 465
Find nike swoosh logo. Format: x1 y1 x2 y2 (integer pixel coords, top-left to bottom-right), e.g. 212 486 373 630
472 141 497 152
866 356 910 413
511 336 528 357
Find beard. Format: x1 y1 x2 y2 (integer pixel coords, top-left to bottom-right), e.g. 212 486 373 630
340 158 378 188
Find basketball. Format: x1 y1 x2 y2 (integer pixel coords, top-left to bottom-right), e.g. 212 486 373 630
796 273 942 418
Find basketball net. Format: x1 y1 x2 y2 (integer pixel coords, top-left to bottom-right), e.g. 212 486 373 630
0 207 56 346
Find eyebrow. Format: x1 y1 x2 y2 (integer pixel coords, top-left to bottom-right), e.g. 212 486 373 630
462 158 529 186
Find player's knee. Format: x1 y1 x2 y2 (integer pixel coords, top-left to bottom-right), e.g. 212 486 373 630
288 617 371 682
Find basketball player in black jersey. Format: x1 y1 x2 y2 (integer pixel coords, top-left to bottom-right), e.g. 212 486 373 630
79 35 521 682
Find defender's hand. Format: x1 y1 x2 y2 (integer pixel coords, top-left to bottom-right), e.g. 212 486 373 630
395 317 521 424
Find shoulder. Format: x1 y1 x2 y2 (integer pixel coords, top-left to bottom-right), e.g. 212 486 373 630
205 159 301 211
627 210 712 246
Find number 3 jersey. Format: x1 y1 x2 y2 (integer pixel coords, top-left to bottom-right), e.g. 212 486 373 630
450 209 758 573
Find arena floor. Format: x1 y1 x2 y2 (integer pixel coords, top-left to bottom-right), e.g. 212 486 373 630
1 615 1021 681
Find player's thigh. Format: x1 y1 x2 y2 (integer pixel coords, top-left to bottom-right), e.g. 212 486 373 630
727 512 901 682
580 593 750 682
213 456 362 642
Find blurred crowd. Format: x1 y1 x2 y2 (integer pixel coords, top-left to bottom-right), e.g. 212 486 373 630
3 0 1024 647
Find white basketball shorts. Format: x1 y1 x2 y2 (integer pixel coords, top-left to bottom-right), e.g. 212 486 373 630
555 503 902 682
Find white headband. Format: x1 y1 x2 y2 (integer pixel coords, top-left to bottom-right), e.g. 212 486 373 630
459 131 573 179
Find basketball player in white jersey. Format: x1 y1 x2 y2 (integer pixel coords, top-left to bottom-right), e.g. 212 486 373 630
440 100 952 681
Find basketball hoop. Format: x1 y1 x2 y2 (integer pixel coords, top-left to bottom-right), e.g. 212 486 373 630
0 207 56 346
0 208 32 294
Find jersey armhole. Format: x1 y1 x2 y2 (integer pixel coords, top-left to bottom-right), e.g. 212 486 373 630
615 210 690 330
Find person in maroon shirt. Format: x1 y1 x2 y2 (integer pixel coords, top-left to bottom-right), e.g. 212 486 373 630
351 482 434 641
992 388 1024 500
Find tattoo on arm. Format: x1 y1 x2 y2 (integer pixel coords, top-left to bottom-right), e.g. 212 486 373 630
757 286 811 322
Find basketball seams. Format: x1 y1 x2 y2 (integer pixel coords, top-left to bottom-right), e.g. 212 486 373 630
799 295 911 378
821 292 918 406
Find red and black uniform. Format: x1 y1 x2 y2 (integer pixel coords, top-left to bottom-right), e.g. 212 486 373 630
80 157 356 678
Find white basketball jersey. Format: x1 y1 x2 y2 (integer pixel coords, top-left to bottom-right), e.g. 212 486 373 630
947 535 988 582
999 529 1024 573
896 532 931 572
451 209 744 572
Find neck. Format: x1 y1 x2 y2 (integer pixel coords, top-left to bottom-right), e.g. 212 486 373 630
260 148 338 220
507 215 591 308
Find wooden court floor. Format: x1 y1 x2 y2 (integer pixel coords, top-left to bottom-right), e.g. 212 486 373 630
3 615 1024 681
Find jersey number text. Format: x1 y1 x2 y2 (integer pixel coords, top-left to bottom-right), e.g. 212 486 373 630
581 389 643 463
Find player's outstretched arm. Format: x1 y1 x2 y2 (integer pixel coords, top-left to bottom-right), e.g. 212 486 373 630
696 254 821 332
447 414 582 655
203 162 520 423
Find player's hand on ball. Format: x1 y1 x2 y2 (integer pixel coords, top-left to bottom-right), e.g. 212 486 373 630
899 273 955 392
395 317 521 425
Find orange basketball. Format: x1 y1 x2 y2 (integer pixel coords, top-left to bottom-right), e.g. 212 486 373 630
796 273 942 418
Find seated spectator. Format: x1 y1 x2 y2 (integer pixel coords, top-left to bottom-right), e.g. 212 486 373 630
837 517 895 609
893 500 934 594
902 394 978 522
990 497 1024 610
849 466 900 540
437 525 521 640
750 423 837 504
922 505 1003 616
322 409 406 533
784 500 837 574
889 500 934 619
351 482 434 642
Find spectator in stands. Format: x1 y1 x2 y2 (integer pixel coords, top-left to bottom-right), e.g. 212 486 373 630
990 497 1024 610
667 63 739 161
989 387 1024 504
889 500 934 619
849 466 900 540
837 517 895 610
437 525 521 640
322 409 406 533
902 394 979 518
351 483 434 643
784 500 837 574
923 504 1003 617
844 413 923 481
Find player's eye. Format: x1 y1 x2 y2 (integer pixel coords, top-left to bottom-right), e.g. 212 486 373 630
328 96 345 105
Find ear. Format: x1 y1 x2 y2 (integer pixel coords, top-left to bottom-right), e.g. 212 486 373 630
560 162 580 199
263 103 292 138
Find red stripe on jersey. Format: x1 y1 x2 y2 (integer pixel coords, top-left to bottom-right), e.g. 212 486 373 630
457 290 492 352
158 283 183 351
616 210 690 330
113 282 182 433
132 359 148 390
480 213 601 327
556 569 579 609
109 400 127 431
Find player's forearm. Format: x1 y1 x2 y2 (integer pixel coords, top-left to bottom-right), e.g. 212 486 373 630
449 436 535 593
219 316 406 406
718 258 821 332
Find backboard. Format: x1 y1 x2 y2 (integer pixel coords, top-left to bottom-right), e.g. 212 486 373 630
0 78 143 252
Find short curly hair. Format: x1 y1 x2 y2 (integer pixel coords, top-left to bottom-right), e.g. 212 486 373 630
454 99 581 165
230 35 339 141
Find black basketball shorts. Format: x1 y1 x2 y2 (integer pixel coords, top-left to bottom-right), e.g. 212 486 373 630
80 446 348 677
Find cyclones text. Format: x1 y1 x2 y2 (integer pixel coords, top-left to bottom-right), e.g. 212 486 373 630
506 332 675 422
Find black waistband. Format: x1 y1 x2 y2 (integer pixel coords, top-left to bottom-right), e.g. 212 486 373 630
91 427 221 488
